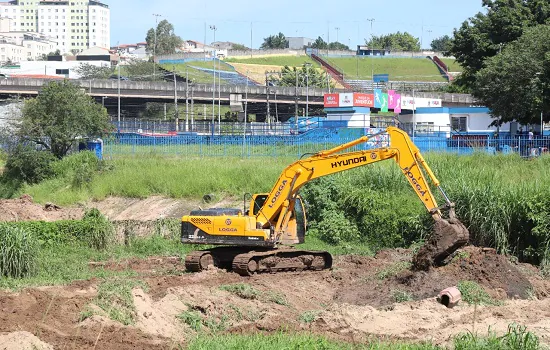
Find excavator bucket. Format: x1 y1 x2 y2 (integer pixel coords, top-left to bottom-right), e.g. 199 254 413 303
412 210 469 271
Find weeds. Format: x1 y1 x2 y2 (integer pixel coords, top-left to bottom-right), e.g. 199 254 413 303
177 310 203 331
299 310 322 324
265 291 289 306
81 208 114 250
457 281 502 306
219 283 261 300
392 290 414 303
376 261 411 280
93 277 147 325
454 324 540 350
0 225 38 278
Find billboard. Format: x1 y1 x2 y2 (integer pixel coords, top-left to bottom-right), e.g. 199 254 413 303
339 93 353 107
324 93 339 107
353 93 374 107
401 97 442 110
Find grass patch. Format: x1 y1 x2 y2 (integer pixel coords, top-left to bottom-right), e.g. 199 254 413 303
298 310 322 324
177 310 204 331
265 291 288 306
225 55 316 67
327 57 448 82
457 281 502 306
440 58 462 72
392 290 414 303
160 63 225 84
93 277 147 325
454 324 540 350
376 261 411 280
177 309 229 332
188 332 441 350
220 283 261 300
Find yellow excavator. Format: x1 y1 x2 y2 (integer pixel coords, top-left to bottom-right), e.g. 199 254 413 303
181 127 469 276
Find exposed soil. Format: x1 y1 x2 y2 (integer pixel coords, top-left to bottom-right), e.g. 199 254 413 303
1 247 550 349
0 195 241 222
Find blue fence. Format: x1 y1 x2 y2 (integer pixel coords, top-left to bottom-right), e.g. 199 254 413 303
102 127 550 159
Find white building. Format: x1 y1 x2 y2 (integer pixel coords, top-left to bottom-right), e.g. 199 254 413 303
0 18 57 63
0 0 110 54
0 59 110 78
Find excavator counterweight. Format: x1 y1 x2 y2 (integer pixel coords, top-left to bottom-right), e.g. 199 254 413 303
181 127 469 276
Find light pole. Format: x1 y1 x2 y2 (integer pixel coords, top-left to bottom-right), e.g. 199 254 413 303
210 25 217 130
117 63 121 132
335 27 340 43
367 18 375 82
152 14 162 79
305 63 311 118
426 30 433 50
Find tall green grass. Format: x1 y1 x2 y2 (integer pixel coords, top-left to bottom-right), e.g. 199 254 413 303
8 151 550 267
0 226 38 278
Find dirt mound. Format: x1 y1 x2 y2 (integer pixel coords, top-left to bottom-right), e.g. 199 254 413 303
0 195 82 222
335 246 532 308
0 331 53 350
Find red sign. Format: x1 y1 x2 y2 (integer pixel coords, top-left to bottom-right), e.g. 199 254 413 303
353 93 374 107
324 93 339 107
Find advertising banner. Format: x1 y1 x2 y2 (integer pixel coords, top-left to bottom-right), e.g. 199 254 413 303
324 93 339 108
353 93 374 107
339 93 353 107
388 90 397 109
394 93 402 113
374 89 383 108
381 93 389 112
401 97 442 110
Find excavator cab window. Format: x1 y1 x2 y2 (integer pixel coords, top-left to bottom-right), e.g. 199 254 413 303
252 195 268 216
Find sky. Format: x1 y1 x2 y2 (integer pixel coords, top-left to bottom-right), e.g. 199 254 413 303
108 0 486 49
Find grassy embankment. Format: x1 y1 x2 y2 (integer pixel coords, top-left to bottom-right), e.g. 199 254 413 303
225 55 461 82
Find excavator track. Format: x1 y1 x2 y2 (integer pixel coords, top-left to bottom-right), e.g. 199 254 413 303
232 249 332 276
185 247 332 276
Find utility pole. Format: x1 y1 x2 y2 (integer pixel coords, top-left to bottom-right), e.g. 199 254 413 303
295 71 299 121
305 63 311 118
185 68 189 132
210 25 217 130
275 92 278 123
174 70 179 132
265 71 270 125
164 103 167 120
243 72 249 156
152 13 162 79
250 22 253 57
117 62 120 132
218 63 221 129
335 27 340 43
367 18 375 82
191 84 194 131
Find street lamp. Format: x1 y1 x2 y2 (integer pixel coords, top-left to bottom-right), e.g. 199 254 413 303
367 18 375 82
335 27 340 43
152 14 162 79
305 63 311 118
209 25 217 129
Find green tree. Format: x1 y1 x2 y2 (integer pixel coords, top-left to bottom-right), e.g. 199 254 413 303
75 63 113 79
37 49 61 61
328 42 350 50
448 0 550 89
124 59 162 81
274 64 334 89
231 43 249 51
260 32 288 49
473 25 550 126
430 35 452 52
17 81 112 159
311 36 327 49
365 32 420 51
145 19 183 56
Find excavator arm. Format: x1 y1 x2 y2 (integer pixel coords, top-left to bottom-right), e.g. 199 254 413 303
256 126 468 269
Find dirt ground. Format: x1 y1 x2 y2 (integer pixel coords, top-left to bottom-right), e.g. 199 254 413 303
0 195 241 222
1 246 550 349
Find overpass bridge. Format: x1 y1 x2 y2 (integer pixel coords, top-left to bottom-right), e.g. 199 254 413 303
0 78 476 115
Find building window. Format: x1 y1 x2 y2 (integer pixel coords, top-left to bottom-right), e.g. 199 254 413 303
56 69 69 75
416 122 435 133
451 116 468 132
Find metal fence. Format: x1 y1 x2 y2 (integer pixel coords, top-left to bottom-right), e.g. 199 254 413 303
102 127 550 159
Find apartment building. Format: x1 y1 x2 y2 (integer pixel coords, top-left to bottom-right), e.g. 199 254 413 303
0 0 109 54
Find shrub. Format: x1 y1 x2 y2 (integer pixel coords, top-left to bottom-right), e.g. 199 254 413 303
307 210 360 245
81 208 114 250
4 144 57 184
0 225 38 278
